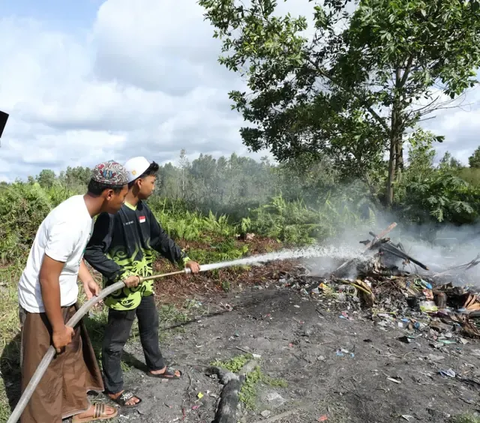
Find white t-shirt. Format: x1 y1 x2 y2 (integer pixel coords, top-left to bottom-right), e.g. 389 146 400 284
18 195 94 313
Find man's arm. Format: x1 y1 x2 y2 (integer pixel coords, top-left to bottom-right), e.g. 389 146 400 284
149 208 189 265
84 213 124 282
84 213 141 288
41 220 76 353
148 209 200 272
78 260 100 300
39 255 68 334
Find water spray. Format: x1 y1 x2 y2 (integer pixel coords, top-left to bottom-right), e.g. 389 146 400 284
8 246 357 422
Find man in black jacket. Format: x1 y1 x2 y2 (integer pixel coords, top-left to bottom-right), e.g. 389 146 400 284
84 156 200 407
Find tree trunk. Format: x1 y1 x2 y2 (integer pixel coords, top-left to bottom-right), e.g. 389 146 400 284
386 68 404 207
386 134 396 207
395 140 403 182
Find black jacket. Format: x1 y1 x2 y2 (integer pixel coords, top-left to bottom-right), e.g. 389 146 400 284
84 201 188 310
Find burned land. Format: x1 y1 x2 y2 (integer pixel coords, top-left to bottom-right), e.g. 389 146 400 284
2 225 480 423
3 225 479 423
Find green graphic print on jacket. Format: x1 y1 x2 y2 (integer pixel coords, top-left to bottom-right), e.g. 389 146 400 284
84 201 190 311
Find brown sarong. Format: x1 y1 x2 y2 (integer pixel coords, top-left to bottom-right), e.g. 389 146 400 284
19 303 104 423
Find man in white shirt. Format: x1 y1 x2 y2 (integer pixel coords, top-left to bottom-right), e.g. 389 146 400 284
18 160 139 423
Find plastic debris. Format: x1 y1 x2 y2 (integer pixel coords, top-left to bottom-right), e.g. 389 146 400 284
336 348 354 358
438 369 456 378
419 301 438 313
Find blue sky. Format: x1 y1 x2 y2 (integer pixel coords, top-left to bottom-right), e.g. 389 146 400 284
0 0 479 182
0 0 98 29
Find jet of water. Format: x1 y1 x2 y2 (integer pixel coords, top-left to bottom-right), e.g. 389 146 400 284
197 245 363 272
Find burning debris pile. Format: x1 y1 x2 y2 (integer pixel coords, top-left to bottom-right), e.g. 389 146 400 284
281 223 480 343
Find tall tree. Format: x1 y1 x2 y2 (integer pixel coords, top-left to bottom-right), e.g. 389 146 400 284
36 169 56 188
178 149 190 199
469 146 480 168
439 152 462 170
200 0 480 206
59 166 91 188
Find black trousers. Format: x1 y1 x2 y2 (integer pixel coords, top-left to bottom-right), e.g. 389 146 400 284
102 295 165 393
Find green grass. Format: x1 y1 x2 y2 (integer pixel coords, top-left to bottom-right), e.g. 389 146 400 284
0 181 366 421
211 354 288 410
211 353 253 373
451 414 480 423
0 281 208 423
0 264 22 423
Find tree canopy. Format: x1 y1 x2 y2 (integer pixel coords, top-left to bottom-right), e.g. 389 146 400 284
469 146 480 168
199 0 480 205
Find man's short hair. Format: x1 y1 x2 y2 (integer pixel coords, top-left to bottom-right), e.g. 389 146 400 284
128 161 159 189
140 162 159 178
87 180 125 196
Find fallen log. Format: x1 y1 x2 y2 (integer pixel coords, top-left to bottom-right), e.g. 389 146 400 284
206 360 258 423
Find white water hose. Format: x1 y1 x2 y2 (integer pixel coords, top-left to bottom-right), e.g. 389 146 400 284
8 246 354 422
7 269 191 423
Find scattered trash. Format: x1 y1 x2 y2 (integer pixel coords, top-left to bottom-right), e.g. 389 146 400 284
438 369 456 378
318 415 328 422
427 354 445 362
419 301 438 313
280 226 480 345
197 392 204 399
339 311 353 320
261 410 271 418
336 348 355 358
265 392 286 407
438 340 456 345
387 376 402 384
401 415 414 421
220 302 233 312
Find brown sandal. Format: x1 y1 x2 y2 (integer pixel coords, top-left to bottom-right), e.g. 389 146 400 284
148 368 182 380
72 403 118 422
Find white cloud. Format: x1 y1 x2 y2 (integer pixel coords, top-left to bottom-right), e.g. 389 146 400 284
0 0 255 182
0 0 478 184
92 0 234 94
421 87 480 163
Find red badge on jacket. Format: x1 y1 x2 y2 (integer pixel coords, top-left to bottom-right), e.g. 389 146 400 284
139 216 146 223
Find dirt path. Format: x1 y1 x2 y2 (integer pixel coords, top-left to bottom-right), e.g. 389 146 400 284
87 285 480 423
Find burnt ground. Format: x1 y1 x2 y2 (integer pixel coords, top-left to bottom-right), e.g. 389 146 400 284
81 282 480 423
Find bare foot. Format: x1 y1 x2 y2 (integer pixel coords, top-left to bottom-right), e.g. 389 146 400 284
108 390 141 406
